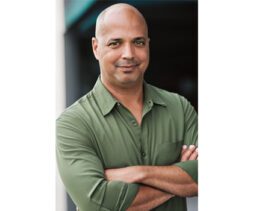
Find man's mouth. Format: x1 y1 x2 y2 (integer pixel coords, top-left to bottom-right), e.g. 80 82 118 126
117 64 139 73
116 63 139 68
120 64 138 68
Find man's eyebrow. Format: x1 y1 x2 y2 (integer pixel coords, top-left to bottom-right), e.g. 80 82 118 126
107 37 146 41
133 37 146 40
107 38 122 43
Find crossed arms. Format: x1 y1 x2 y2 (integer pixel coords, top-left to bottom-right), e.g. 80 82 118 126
105 145 198 211
57 96 198 211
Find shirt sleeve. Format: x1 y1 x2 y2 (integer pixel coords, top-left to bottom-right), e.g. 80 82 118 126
56 110 139 211
173 96 198 183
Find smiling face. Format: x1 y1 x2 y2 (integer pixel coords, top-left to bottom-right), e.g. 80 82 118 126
92 4 150 89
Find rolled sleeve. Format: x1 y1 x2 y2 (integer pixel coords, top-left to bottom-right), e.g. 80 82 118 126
175 96 198 183
56 112 139 211
97 182 139 211
174 160 198 183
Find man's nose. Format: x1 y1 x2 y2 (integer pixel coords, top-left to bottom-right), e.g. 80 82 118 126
122 43 135 60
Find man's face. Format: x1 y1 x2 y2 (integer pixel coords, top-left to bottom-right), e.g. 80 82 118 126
92 10 150 88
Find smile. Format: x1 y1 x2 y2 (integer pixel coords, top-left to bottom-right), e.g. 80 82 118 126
117 64 139 68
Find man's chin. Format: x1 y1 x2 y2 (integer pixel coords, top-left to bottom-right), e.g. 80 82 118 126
117 76 143 87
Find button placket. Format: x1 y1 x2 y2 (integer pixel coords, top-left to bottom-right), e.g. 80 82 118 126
139 120 150 164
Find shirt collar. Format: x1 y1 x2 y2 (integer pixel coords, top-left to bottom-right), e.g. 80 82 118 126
92 77 118 116
92 77 167 116
143 81 167 107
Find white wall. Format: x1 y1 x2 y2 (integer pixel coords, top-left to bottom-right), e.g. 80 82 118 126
56 0 67 210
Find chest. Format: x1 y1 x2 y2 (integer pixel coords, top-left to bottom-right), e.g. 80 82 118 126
89 106 184 168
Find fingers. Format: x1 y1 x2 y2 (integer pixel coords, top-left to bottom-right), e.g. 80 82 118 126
189 147 198 160
167 194 175 200
181 145 188 155
181 145 198 161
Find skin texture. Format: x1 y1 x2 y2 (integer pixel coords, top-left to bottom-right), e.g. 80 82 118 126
92 3 198 210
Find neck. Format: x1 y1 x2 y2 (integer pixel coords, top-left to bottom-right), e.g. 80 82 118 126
101 78 144 125
103 80 144 105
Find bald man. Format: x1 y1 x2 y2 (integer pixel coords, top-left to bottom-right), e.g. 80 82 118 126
57 3 198 211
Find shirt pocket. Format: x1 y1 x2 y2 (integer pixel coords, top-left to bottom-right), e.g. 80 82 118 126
152 141 182 165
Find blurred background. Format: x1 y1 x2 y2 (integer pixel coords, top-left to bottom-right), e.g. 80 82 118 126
56 0 198 210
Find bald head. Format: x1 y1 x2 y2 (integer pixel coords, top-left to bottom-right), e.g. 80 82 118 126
91 3 150 89
95 3 148 38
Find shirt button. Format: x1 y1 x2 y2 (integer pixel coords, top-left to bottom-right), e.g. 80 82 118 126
131 120 137 126
117 102 121 106
141 151 146 157
148 100 152 108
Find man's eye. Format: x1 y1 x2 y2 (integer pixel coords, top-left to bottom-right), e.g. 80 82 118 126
134 40 145 46
108 42 119 48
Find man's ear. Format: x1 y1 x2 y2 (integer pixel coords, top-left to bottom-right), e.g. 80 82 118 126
92 37 99 60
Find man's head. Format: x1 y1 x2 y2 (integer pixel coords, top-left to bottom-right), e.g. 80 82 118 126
92 3 150 88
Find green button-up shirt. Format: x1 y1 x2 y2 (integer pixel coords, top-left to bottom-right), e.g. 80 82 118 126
56 77 198 211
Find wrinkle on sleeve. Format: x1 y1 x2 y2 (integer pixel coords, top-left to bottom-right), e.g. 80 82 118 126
56 111 139 211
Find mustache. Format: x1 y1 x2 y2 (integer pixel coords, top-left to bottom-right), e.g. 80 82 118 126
115 60 139 67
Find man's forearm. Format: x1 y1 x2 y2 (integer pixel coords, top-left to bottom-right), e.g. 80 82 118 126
127 185 174 211
106 146 198 197
105 165 197 197
139 165 198 197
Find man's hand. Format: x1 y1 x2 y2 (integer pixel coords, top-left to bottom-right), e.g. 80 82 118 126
180 145 198 161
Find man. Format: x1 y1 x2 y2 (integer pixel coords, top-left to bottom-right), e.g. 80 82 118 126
57 3 198 211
